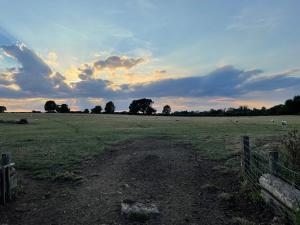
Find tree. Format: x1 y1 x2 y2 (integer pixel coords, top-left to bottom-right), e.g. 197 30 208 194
129 100 140 114
293 96 300 113
105 101 115 113
0 106 7 113
56 104 70 113
146 106 156 115
83 109 90 114
268 104 287 115
44 100 57 113
162 105 171 115
129 98 154 114
91 105 102 114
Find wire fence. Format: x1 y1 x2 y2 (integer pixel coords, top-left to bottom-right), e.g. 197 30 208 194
241 136 300 191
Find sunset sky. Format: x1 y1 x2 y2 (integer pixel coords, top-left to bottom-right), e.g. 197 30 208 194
0 0 300 112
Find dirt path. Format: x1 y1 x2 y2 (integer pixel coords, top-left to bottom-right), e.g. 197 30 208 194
0 139 274 225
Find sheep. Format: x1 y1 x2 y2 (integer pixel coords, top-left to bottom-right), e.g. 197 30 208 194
281 120 288 128
270 119 275 123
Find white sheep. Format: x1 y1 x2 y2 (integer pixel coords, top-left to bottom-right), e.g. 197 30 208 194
281 120 288 128
270 119 275 123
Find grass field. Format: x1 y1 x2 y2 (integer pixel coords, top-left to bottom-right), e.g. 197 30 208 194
1 113 300 180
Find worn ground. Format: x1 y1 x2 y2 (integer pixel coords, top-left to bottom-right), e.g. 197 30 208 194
0 138 274 225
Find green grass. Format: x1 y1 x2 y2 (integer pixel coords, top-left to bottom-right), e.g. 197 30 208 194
1 113 300 180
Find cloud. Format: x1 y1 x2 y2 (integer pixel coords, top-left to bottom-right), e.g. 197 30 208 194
94 56 144 70
1 43 300 103
239 70 300 93
2 44 300 104
127 66 243 97
0 43 70 97
78 64 95 81
127 66 300 98
0 27 17 47
156 70 167 74
71 78 118 98
44 52 59 68
0 69 15 85
227 8 280 31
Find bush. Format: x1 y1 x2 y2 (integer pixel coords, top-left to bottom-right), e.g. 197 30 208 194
281 130 300 170
18 119 28 124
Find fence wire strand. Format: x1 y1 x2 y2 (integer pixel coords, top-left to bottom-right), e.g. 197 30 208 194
241 136 300 192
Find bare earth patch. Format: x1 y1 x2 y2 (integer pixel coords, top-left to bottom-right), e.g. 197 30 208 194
0 138 274 225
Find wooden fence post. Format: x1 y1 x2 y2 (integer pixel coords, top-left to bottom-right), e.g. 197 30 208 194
2 153 11 165
1 153 8 205
269 151 279 176
242 136 250 175
1 153 12 204
0 166 5 205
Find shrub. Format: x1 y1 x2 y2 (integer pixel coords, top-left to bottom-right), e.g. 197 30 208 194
18 119 28 124
281 130 300 170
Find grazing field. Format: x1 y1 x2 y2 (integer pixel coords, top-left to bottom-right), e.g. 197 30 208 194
2 113 300 224
0 113 300 180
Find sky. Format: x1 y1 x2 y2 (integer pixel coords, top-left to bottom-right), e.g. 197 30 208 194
0 0 300 112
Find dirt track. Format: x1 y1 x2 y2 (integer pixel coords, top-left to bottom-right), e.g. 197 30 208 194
0 139 274 225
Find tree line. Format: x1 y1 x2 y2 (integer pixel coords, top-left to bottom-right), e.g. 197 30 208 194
173 95 300 116
1 95 300 116
43 100 116 114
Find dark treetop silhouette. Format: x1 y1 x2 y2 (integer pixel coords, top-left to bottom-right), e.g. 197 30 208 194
129 98 156 115
56 104 70 113
44 100 57 113
91 105 102 114
104 101 115 114
162 105 171 115
0 106 7 113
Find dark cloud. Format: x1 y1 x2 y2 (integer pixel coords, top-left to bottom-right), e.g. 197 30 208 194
127 66 243 97
78 64 94 80
0 44 70 97
156 70 167 74
0 85 24 98
72 78 118 98
128 66 300 98
94 56 143 70
240 73 300 93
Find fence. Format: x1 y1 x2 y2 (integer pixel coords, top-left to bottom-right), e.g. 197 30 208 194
242 136 300 191
0 153 17 205
241 135 300 222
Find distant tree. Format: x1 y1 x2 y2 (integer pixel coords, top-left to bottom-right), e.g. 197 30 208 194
83 109 90 114
56 104 70 113
285 99 295 114
162 105 171 115
44 100 57 113
91 105 102 114
0 106 7 113
293 96 300 113
129 100 140 114
268 104 287 115
146 106 156 115
129 98 154 114
105 101 115 113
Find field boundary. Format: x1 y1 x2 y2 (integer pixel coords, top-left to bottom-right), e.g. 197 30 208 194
241 136 300 218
